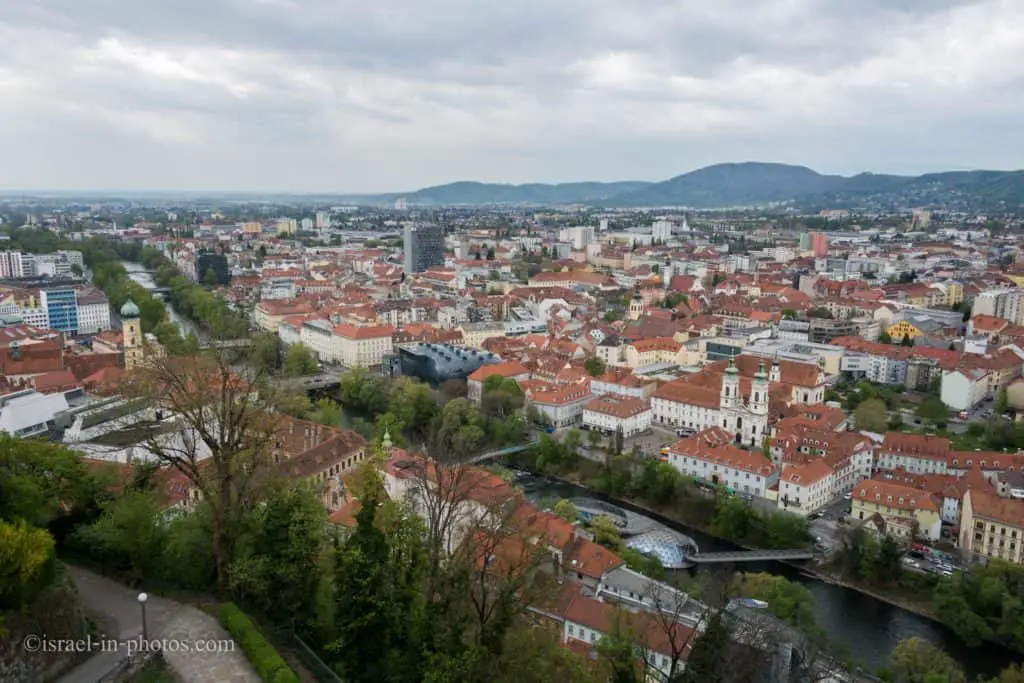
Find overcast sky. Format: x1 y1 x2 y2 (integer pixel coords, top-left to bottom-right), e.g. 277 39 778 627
1 0 1022 193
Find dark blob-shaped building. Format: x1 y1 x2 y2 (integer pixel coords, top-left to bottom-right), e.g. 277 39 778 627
395 343 500 384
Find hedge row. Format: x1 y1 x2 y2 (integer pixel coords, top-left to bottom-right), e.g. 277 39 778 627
220 602 300 683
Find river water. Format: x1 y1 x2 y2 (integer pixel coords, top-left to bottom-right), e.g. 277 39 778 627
120 261 205 341
518 474 1016 678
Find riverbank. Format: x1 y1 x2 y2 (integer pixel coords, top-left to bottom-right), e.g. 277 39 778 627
795 564 937 622
514 468 1024 679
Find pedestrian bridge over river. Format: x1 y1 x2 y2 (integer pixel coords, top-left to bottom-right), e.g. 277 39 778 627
684 548 814 563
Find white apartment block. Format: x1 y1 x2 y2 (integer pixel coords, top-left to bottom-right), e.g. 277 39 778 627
76 301 112 335
778 460 834 516
0 251 33 278
667 428 780 498
333 324 394 367
527 386 593 428
300 320 337 363
582 396 651 437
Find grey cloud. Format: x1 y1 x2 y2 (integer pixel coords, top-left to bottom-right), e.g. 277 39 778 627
0 0 1020 192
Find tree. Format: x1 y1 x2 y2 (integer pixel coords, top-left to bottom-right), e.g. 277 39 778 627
995 388 1009 416
70 490 168 585
440 379 468 401
587 429 603 450
680 610 731 683
727 573 816 629
339 367 389 416
603 310 622 323
308 397 342 427
781 308 798 319
250 333 280 374
229 483 327 629
808 306 833 319
855 398 889 432
328 492 419 682
486 247 495 260
0 518 56 610
284 343 319 377
900 334 915 347
203 268 220 287
552 499 580 523
990 664 1024 683
880 331 893 344
388 377 439 439
584 357 607 377
916 397 949 427
589 515 623 552
120 353 291 589
883 637 966 683
70 263 83 276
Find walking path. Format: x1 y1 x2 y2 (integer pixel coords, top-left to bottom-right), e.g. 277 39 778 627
57 566 258 683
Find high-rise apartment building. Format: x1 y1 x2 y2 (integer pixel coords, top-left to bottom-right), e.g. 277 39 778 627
558 226 594 251
0 251 33 279
276 218 298 235
315 211 331 229
403 224 445 274
810 232 829 258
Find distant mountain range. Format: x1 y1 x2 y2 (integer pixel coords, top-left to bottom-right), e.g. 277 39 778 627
345 162 1024 211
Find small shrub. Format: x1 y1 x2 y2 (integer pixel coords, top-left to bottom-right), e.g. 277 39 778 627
219 603 299 683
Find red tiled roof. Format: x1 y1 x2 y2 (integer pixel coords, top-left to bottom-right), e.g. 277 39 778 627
853 477 938 512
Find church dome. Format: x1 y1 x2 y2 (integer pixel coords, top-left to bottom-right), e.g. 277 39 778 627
120 298 141 319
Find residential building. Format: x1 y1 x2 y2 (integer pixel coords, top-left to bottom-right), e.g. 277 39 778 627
254 299 315 332
810 232 828 258
582 395 652 437
333 324 395 368
0 251 33 278
459 321 506 349
667 427 780 497
940 368 991 411
75 289 112 335
960 489 1024 564
403 223 445 274
875 432 951 475
467 361 531 404
778 460 835 516
851 477 942 541
525 383 593 428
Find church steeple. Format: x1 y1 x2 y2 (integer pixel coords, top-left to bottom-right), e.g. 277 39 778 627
720 356 740 409
751 359 769 416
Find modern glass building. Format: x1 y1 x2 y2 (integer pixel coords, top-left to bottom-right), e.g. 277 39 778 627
41 288 78 334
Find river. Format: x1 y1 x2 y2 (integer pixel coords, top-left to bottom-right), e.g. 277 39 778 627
518 474 1017 679
120 261 206 341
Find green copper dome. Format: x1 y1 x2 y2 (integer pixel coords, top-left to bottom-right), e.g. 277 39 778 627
120 298 141 319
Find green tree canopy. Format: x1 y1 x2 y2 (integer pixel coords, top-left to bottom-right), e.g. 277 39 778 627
854 398 889 432
584 357 607 377
883 637 966 683
284 343 319 377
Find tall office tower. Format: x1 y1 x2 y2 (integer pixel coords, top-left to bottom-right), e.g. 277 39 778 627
403 223 445 274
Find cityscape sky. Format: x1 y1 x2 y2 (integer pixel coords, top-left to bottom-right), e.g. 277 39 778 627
1 0 1022 193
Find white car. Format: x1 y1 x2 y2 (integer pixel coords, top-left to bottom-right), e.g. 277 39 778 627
843 492 852 500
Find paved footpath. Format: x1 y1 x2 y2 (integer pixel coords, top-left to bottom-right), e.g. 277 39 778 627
56 566 258 683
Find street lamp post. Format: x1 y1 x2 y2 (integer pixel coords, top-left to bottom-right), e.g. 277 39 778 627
137 592 149 645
